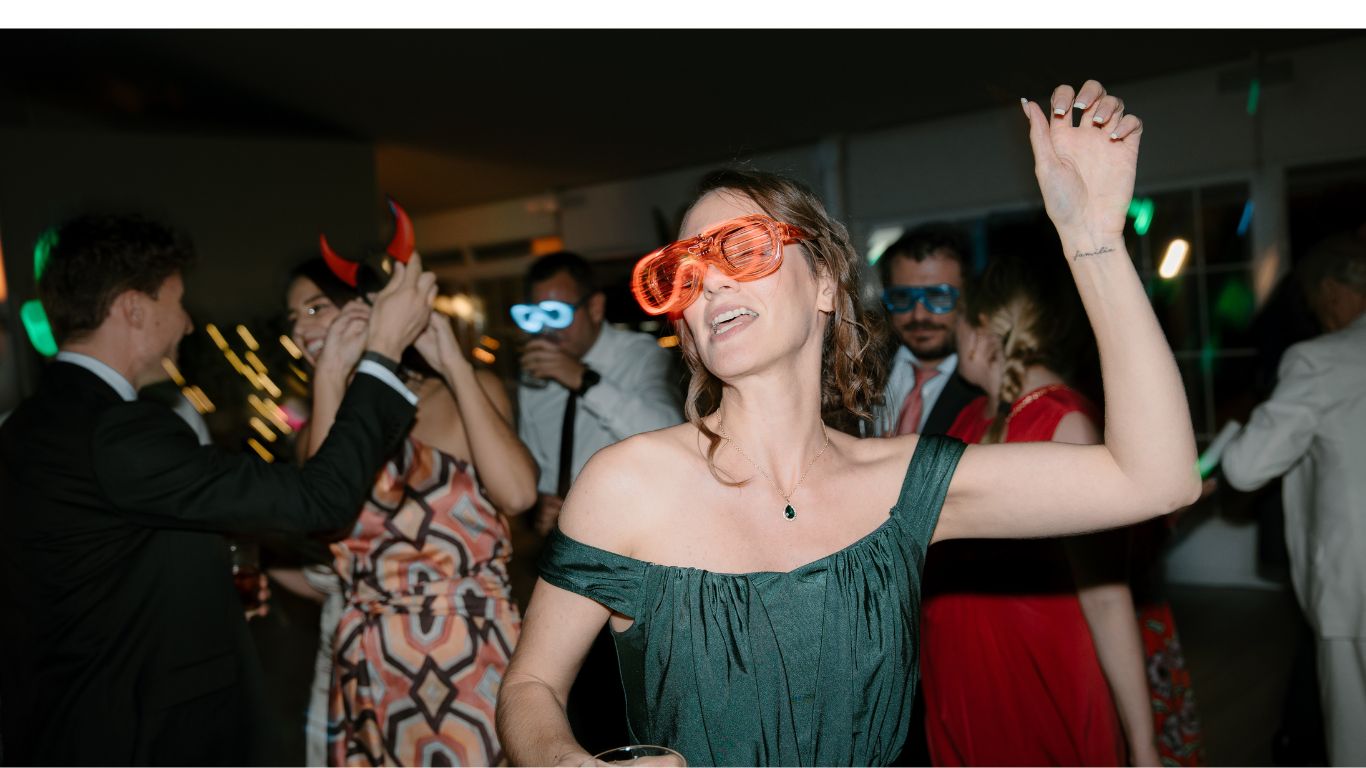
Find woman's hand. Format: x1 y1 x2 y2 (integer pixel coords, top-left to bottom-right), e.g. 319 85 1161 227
314 300 370 379
1022 79 1143 245
414 310 470 378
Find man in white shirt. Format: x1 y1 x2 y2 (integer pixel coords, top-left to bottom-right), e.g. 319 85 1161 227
1222 232 1366 766
516 251 684 535
872 223 982 438
513 251 683 753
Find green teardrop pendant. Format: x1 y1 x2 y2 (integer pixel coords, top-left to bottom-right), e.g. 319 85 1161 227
784 504 796 520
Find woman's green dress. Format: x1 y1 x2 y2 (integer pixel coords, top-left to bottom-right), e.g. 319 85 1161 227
540 434 965 766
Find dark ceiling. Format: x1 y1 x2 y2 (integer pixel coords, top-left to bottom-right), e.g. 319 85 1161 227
0 29 1358 212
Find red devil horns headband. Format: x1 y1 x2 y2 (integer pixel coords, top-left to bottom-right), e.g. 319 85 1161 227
318 196 416 288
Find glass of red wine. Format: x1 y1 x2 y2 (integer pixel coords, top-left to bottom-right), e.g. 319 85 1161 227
228 538 262 611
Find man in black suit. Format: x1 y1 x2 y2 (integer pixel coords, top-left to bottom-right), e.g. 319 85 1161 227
0 214 436 765
872 223 983 440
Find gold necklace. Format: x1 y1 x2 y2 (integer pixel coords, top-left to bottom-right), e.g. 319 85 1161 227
1005 383 1069 424
716 414 831 520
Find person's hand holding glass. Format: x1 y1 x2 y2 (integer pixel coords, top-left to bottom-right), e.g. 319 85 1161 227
512 299 587 390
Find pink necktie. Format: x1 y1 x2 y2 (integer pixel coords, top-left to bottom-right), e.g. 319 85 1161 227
894 366 941 436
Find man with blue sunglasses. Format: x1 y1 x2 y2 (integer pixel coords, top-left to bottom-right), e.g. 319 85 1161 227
872 225 983 438
874 223 983 766
512 250 682 753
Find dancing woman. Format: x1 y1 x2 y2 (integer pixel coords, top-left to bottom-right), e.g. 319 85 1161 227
285 255 537 766
498 80 1199 767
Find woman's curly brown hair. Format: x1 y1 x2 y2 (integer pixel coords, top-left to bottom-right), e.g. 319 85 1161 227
674 168 889 481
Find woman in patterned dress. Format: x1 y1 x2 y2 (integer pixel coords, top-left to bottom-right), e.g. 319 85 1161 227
285 258 538 766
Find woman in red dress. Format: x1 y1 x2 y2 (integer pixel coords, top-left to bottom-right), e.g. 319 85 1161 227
920 257 1161 766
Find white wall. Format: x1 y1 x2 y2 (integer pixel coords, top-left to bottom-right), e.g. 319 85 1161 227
416 35 1366 589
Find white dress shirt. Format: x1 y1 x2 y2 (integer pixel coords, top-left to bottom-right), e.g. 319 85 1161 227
518 324 683 496
870 346 959 437
1222 313 1366 638
56 351 138 402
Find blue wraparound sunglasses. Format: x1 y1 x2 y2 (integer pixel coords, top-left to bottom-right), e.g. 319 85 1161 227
510 299 586 334
881 284 961 314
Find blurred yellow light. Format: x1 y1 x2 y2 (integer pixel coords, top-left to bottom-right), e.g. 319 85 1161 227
223 349 246 374
258 373 282 399
246 438 275 463
191 385 215 414
181 385 212 414
245 351 268 375
248 395 293 435
438 294 475 320
289 363 310 383
472 348 496 365
236 325 259 351
161 358 186 386
248 417 278 442
658 335 680 348
206 324 229 351
1159 238 1191 280
279 335 303 359
480 335 501 351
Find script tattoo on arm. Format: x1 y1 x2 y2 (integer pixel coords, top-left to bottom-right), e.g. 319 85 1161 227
1073 245 1117 262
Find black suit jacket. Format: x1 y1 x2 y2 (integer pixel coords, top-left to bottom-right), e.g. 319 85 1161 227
920 371 983 437
0 361 414 765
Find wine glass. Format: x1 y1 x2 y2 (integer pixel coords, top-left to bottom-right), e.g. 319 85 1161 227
227 538 262 611
592 745 686 766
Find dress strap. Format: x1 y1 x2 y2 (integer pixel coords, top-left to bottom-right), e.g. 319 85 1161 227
891 434 967 542
539 527 647 619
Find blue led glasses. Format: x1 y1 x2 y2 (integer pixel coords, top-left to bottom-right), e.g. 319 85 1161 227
881 284 961 314
510 300 579 334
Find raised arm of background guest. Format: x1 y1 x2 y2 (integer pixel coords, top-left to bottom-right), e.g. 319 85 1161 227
306 300 371 458
416 310 539 514
937 79 1200 542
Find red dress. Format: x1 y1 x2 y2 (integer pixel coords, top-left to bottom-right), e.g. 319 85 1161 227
921 384 1125 766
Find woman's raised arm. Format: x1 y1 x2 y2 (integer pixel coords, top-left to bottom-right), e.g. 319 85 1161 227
936 79 1200 542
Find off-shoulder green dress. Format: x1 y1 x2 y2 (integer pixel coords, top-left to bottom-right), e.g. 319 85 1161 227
540 434 965 767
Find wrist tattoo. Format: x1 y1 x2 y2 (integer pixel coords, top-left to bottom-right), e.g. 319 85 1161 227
1073 245 1116 262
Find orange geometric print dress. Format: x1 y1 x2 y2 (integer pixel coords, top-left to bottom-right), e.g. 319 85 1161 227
327 436 521 766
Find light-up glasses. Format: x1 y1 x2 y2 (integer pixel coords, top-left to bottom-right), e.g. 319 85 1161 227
881 284 961 314
631 214 812 316
510 299 584 334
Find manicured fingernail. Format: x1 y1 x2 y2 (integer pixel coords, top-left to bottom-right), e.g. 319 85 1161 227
1092 113 1107 124
1074 100 1088 110
1109 132 1120 140
1053 105 1067 116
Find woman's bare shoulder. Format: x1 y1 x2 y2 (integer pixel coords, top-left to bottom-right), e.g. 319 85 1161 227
557 422 701 553
834 428 923 469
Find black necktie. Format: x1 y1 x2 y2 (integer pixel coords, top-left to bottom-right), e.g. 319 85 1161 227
557 391 578 498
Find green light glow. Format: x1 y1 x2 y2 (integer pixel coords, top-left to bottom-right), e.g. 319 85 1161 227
1247 78 1261 116
1215 280 1256 330
1200 338 1218 376
33 228 57 281
1133 198 1154 236
20 299 58 357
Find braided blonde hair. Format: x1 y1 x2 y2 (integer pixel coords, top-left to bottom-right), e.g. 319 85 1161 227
966 256 1079 444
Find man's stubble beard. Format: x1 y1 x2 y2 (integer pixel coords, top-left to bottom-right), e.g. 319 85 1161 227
897 320 956 362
